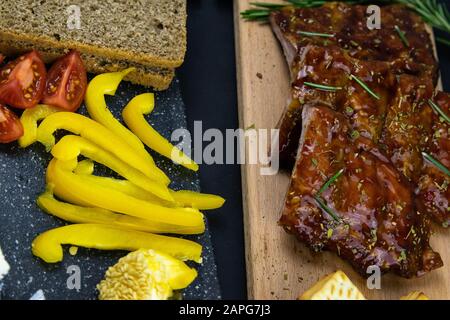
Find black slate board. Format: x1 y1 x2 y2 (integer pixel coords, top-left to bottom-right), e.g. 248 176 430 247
0 76 221 300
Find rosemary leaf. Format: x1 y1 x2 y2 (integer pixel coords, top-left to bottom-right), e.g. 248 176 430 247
350 74 380 100
429 99 450 124
422 152 450 177
437 36 450 46
314 195 341 222
395 25 410 47
304 81 342 91
317 168 345 195
297 30 335 38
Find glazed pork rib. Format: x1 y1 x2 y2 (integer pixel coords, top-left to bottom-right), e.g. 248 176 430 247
417 92 450 227
270 3 438 83
277 44 395 168
280 105 442 277
270 3 438 169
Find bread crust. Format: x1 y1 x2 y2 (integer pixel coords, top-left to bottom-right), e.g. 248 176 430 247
0 29 185 69
0 41 175 90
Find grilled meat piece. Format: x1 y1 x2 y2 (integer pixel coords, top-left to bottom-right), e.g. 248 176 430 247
278 44 395 168
380 75 435 183
270 3 438 82
280 105 442 277
271 3 439 170
417 92 450 227
380 79 450 225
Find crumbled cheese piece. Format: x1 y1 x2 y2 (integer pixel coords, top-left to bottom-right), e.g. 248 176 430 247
97 249 197 300
299 270 366 300
0 246 10 280
30 290 46 300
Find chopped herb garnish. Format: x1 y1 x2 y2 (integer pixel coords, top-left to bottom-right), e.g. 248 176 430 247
314 195 341 222
317 168 345 196
422 151 450 177
350 130 360 139
327 228 334 239
350 74 380 100
345 106 354 115
394 25 410 47
398 250 407 263
311 158 318 167
428 99 450 124
297 30 335 38
304 82 342 92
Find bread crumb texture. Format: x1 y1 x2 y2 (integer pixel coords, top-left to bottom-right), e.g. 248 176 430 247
0 0 187 68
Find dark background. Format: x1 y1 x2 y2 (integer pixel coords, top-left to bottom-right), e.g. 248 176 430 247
178 1 247 299
178 0 450 300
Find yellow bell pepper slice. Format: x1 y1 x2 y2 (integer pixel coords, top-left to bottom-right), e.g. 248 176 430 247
73 174 173 206
73 159 94 175
31 224 203 263
85 68 154 164
98 249 197 300
37 112 169 184
18 104 61 148
51 135 173 202
122 93 199 171
73 165 225 210
46 158 205 230
170 190 225 210
37 186 203 235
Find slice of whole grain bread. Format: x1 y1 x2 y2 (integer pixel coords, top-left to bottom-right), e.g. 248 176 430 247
0 41 175 90
0 0 186 70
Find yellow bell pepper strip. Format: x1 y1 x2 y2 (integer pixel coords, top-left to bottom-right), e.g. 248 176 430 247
46 158 205 230
122 93 199 171
51 135 173 202
73 173 174 207
85 68 155 164
73 159 94 175
18 104 61 148
37 112 170 184
73 167 225 210
170 190 225 210
31 224 203 263
37 186 204 235
97 249 198 300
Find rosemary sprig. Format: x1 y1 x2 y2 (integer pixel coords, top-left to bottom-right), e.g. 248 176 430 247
241 0 450 46
304 82 342 92
422 151 450 177
394 25 410 47
350 74 380 100
317 168 345 195
429 99 450 124
297 30 335 38
313 168 345 222
314 195 341 222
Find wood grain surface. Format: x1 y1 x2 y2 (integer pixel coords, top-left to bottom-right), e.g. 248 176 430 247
233 0 449 300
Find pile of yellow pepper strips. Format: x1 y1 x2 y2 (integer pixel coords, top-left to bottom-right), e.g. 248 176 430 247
19 68 225 265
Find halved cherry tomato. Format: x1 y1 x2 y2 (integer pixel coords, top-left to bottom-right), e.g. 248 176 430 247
0 103 23 143
0 51 46 109
42 50 87 112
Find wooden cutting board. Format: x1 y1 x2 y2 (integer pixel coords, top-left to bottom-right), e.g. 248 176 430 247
233 0 449 300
